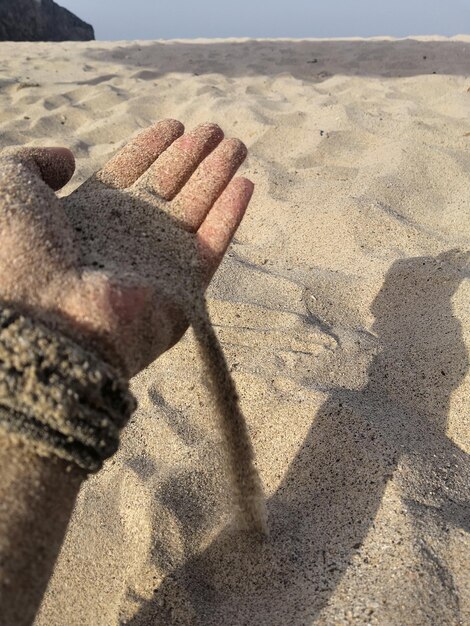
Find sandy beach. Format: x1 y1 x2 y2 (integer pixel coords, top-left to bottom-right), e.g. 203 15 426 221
0 36 469 624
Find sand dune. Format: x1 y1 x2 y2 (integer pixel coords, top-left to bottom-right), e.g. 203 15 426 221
0 37 469 625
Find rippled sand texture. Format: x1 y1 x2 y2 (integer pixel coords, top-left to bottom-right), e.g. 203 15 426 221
1 37 469 625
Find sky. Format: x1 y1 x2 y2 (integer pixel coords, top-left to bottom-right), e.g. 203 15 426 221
59 0 470 41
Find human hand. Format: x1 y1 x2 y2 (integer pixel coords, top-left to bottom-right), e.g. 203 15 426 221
0 120 253 376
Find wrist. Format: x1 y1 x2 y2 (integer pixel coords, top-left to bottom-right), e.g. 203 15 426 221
0 307 136 473
0 428 86 482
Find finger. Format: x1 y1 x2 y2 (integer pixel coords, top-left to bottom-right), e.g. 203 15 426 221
0 148 78 270
136 123 224 200
197 177 254 286
171 138 248 232
1 146 75 191
95 119 184 189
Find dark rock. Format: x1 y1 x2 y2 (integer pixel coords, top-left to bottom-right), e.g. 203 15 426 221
0 0 94 41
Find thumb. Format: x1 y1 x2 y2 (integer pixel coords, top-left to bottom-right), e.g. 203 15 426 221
0 148 79 286
0 146 75 191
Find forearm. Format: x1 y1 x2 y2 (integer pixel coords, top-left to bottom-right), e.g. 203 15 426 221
0 431 85 626
0 303 135 625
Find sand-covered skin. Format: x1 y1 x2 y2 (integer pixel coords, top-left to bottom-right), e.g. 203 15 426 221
61 124 267 534
0 37 468 624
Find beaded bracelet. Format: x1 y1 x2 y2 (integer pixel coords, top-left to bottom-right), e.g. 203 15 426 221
0 308 136 472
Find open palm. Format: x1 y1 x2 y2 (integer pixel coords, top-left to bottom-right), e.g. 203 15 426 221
0 120 253 376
